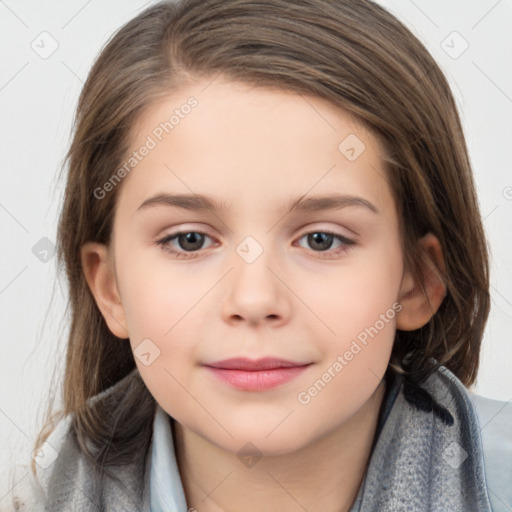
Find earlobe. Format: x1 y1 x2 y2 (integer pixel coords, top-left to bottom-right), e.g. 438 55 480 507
396 233 447 331
81 242 129 339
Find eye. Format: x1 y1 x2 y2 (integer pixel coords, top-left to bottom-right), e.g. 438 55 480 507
156 229 355 259
295 231 355 257
156 231 217 259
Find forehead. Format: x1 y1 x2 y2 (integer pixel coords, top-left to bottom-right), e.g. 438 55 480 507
116 78 394 218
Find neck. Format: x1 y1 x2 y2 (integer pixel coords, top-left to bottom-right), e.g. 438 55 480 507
173 378 388 512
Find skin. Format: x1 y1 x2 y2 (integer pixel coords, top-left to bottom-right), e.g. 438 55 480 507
82 77 446 512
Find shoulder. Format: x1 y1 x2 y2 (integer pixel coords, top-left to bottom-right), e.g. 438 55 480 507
5 414 74 511
6 369 153 512
425 365 512 512
468 391 512 512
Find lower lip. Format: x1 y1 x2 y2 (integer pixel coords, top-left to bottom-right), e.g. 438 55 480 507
204 365 311 391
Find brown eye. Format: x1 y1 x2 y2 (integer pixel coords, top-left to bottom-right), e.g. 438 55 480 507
175 232 206 251
157 231 217 258
297 231 354 254
306 232 335 251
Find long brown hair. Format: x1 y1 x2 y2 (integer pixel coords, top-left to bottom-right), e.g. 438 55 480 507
32 0 489 484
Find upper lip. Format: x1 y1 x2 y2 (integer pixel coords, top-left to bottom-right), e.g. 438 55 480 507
204 357 311 371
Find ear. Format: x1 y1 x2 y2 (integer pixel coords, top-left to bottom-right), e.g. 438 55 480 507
81 242 129 339
396 233 447 331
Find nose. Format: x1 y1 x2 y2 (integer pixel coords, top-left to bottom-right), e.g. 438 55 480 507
221 244 291 328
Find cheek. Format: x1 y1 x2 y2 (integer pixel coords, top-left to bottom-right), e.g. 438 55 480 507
315 243 403 346
296 272 400 431
304 240 402 401
117 247 201 340
115 247 206 379
118 267 200 416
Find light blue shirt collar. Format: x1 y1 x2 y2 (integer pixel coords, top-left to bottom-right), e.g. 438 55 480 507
150 404 189 512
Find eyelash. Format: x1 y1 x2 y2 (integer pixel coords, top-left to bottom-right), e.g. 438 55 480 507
156 229 355 259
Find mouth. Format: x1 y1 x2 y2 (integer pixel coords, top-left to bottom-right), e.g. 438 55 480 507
203 357 313 391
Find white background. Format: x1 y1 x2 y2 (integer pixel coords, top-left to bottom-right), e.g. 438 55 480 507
1 0 511 504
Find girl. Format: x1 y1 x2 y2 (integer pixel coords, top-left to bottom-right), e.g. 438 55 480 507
5 0 511 511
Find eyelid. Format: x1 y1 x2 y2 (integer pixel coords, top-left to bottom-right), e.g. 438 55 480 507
297 229 354 243
156 227 218 247
295 223 358 241
155 222 215 240
157 223 356 244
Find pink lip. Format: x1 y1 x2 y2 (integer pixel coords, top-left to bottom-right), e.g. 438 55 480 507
203 357 312 391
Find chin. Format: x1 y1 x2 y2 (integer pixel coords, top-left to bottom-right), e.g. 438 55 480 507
208 426 311 458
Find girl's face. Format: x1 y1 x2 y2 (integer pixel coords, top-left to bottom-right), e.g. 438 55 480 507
96 78 413 455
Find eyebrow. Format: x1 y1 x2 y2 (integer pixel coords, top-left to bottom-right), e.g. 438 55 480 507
137 192 379 215
137 193 229 213
286 193 378 214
